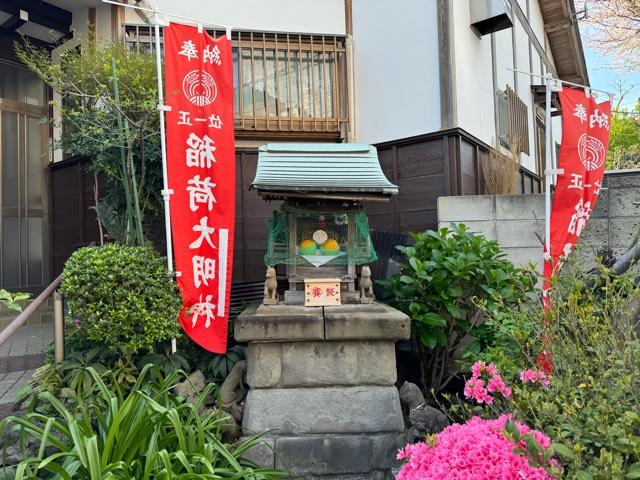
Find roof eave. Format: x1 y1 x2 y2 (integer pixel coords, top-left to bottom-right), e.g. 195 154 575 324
540 0 590 86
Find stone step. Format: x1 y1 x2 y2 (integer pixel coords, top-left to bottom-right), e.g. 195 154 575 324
0 324 52 374
0 369 35 418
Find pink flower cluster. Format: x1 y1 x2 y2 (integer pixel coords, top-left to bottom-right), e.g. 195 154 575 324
520 369 550 387
464 361 512 405
396 415 555 480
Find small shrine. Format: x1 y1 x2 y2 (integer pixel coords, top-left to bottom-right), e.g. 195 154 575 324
236 143 410 479
252 143 398 306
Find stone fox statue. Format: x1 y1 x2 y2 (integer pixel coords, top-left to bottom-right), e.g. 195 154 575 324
359 265 375 303
263 266 279 304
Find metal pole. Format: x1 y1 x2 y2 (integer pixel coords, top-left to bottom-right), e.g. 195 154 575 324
53 291 64 364
508 67 615 97
153 12 177 354
544 74 552 257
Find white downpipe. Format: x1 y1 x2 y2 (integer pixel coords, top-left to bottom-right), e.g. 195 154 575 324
346 35 356 143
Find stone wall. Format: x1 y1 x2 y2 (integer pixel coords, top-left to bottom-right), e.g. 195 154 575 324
437 170 640 272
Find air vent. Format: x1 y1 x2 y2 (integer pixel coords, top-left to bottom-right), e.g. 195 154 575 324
470 0 513 36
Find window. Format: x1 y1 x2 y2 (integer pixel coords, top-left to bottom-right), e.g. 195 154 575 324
497 85 529 155
124 26 348 137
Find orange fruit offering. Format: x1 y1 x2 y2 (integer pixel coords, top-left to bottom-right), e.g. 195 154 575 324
323 239 339 251
300 239 315 249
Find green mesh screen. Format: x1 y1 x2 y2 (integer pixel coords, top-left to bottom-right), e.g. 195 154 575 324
265 205 377 267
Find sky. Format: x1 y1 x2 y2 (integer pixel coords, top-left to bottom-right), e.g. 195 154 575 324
584 49 640 110
580 24 640 111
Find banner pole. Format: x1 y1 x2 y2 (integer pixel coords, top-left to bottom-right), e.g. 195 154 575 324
544 74 552 257
153 11 177 354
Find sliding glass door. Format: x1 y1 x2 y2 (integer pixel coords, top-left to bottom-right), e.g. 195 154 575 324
0 61 48 293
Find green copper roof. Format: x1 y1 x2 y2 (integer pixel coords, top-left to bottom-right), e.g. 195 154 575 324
251 143 399 198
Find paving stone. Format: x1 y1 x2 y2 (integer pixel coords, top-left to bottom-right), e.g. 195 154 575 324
0 369 34 408
243 386 404 435
275 435 372 475
247 340 396 389
323 304 410 341
6 357 25 372
236 304 324 342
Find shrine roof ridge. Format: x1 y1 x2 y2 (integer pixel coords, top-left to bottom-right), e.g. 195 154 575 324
251 143 399 199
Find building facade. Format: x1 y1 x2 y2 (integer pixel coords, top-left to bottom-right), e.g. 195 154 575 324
0 0 588 291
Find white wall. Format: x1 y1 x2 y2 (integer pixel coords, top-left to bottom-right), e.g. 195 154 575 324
451 0 495 147
351 0 440 144
451 0 557 175
123 0 345 35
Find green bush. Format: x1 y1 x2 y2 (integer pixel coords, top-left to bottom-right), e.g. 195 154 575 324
59 244 182 356
1 366 283 479
462 268 640 479
381 224 536 394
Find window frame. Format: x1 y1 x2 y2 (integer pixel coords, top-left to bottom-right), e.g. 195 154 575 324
123 25 349 139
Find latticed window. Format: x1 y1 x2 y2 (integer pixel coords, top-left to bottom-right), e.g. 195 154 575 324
124 25 348 137
497 85 530 155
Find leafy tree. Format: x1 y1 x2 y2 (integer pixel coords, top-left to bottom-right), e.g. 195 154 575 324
608 102 640 169
15 39 163 247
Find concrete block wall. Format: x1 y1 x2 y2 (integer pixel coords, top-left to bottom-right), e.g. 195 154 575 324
438 194 545 272
437 170 640 273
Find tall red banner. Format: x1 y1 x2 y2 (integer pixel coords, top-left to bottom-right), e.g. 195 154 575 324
543 87 611 306
164 23 235 353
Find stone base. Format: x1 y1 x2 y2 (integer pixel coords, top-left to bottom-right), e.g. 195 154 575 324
246 340 397 388
243 386 404 434
237 302 410 479
242 433 406 477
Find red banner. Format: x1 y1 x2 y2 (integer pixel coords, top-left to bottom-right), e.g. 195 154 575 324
164 23 235 353
543 87 611 306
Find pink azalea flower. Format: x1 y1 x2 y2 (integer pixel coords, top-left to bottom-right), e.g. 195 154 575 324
464 362 512 403
396 415 556 480
520 369 551 388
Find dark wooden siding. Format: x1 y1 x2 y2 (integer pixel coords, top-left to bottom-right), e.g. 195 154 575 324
49 129 541 283
49 157 102 276
234 149 281 283
365 128 542 234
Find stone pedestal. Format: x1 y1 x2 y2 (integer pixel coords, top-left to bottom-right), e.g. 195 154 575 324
236 303 410 479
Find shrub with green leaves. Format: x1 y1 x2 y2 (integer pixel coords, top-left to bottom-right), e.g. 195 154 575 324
381 224 536 394
59 244 182 356
1 366 283 479
456 266 640 479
